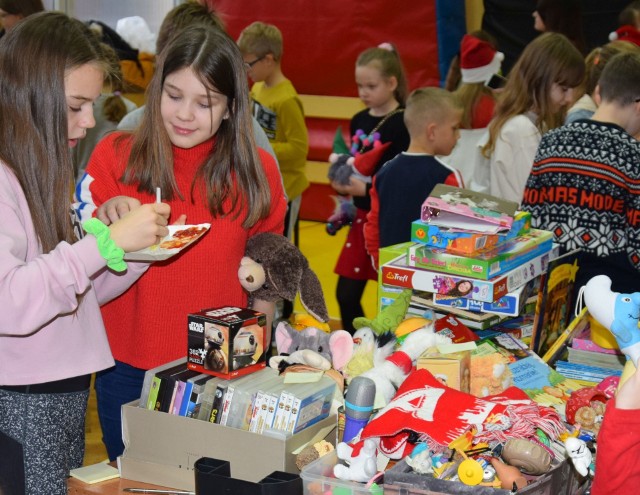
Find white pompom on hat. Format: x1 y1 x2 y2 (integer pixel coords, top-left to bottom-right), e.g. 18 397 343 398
609 25 640 47
459 34 504 84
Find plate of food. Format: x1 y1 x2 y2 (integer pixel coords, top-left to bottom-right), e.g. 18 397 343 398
124 223 211 261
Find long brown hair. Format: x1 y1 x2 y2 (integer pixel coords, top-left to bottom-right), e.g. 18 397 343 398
0 12 105 253
482 32 584 157
100 43 128 123
122 25 271 228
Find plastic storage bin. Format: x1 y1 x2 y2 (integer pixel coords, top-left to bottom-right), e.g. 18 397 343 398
383 458 589 495
301 450 382 495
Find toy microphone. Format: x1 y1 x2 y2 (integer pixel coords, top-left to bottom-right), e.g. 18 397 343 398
343 376 376 443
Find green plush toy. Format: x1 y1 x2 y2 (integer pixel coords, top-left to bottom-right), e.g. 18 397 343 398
352 289 413 335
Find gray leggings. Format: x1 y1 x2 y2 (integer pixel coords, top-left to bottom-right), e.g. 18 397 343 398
0 388 88 495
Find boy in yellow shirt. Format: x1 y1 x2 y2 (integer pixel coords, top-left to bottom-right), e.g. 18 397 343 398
237 21 309 243
238 21 309 321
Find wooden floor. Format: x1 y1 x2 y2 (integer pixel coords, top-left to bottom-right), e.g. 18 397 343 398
83 220 378 465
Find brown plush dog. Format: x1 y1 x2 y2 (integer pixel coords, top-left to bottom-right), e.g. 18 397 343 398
238 232 329 323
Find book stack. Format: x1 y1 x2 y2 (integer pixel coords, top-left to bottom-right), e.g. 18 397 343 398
378 185 554 333
553 321 625 385
139 360 336 435
407 290 507 331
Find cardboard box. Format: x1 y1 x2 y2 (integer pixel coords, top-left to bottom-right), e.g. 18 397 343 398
119 401 337 491
407 229 553 280
410 211 531 255
417 347 471 392
380 249 551 303
188 306 267 379
433 278 536 317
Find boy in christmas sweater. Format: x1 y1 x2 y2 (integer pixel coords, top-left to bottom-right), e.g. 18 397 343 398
521 52 640 296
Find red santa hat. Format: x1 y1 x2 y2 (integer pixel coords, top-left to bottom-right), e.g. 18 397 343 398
609 25 640 46
352 141 391 177
459 34 504 84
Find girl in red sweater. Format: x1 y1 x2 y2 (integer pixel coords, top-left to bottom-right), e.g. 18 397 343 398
74 26 287 460
591 361 640 494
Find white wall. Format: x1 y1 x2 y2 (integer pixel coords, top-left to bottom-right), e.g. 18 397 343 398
50 0 178 36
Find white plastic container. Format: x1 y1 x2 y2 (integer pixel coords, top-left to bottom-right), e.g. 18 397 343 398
300 450 382 495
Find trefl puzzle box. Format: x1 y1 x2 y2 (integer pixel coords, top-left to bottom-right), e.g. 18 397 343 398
407 229 553 280
188 306 266 379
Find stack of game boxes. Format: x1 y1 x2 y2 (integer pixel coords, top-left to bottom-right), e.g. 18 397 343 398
378 185 555 339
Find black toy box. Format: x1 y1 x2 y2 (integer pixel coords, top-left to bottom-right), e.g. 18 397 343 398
187 306 267 379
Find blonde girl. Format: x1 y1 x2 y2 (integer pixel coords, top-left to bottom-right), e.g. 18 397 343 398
330 43 410 334
454 31 502 129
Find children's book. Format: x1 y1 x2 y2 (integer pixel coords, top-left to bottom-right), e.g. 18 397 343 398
152 362 190 412
474 312 537 343
140 357 186 409
567 347 625 370
530 250 580 357
184 373 214 418
475 333 587 420
555 360 622 383
168 369 200 415
540 308 588 365
420 184 518 234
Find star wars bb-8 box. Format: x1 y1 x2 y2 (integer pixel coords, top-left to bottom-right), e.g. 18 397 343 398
188 306 267 379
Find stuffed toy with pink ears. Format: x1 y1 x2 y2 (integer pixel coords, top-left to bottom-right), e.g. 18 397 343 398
269 321 353 372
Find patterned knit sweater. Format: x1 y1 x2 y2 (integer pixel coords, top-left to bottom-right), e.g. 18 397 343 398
75 132 287 369
521 120 640 293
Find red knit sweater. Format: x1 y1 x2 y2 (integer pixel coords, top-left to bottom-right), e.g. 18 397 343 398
591 398 640 494
80 132 286 369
